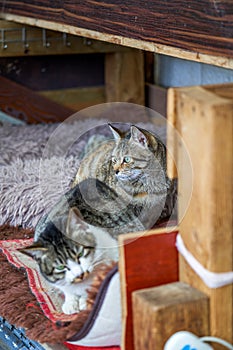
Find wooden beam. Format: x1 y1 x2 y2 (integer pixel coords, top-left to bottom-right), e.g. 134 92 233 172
168 84 233 346
105 50 145 104
118 227 179 350
0 76 74 123
39 86 105 111
1 0 233 67
132 282 209 350
0 20 132 57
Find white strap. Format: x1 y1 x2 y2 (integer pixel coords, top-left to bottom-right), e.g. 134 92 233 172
176 234 233 289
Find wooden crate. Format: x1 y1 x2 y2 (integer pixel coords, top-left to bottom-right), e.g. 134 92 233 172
167 83 233 346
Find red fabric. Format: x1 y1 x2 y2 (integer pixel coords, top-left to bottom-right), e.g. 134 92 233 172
64 343 120 350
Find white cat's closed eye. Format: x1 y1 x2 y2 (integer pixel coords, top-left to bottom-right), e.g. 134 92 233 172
55 264 67 272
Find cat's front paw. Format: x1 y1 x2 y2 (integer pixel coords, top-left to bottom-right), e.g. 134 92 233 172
79 296 87 311
62 297 80 315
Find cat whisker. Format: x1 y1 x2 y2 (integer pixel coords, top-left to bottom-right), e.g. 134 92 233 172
92 251 105 263
91 259 104 268
87 251 107 271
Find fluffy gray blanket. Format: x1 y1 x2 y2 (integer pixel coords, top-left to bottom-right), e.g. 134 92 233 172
0 119 166 228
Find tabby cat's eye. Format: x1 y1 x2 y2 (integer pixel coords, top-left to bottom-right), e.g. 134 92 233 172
123 156 131 163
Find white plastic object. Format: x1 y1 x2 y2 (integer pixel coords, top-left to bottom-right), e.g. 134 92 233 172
164 331 213 350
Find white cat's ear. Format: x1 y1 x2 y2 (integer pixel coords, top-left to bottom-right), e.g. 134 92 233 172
19 242 48 260
108 124 122 141
66 207 86 235
130 126 149 148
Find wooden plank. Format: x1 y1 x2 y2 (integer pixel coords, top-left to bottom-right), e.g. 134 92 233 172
132 282 209 350
0 1 233 66
169 84 233 346
0 76 74 123
166 88 178 179
39 86 105 111
0 19 132 56
105 50 145 105
2 13 233 70
118 227 179 350
205 83 233 99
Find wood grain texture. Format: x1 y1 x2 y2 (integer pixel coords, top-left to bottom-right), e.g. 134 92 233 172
0 76 74 123
132 282 209 350
118 227 179 350
166 87 178 179
39 86 105 111
0 0 233 59
169 84 233 346
105 50 144 104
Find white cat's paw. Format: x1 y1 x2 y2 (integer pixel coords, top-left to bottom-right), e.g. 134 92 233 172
79 296 87 311
62 298 80 315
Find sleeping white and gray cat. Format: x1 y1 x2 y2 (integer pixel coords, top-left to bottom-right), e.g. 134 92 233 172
20 204 119 314
20 178 143 314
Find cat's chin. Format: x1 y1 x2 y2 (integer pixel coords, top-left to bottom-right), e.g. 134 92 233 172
116 171 141 182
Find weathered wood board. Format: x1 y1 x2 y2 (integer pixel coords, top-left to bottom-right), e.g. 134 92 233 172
0 1 233 66
0 76 74 123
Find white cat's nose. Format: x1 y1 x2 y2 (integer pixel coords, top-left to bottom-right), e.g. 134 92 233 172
73 272 84 283
72 271 89 283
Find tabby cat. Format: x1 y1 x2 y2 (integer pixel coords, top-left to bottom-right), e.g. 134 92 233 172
73 124 176 230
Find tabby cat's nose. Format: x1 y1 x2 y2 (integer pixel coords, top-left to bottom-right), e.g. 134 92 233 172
115 170 119 175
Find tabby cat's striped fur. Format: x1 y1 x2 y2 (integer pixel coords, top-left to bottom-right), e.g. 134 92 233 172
73 124 176 230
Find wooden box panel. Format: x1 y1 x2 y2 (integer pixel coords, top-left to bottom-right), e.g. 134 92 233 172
118 227 179 350
0 76 74 123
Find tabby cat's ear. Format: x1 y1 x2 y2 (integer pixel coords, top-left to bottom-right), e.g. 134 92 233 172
130 126 149 148
66 207 86 235
19 242 48 260
108 124 122 141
